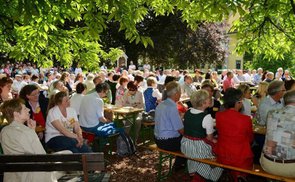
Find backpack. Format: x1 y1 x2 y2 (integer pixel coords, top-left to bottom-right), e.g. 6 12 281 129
142 110 155 123
116 133 136 157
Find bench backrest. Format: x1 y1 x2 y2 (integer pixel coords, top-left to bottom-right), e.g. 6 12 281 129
0 153 104 182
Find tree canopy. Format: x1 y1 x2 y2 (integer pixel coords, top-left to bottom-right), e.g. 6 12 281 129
1 0 295 69
101 12 227 69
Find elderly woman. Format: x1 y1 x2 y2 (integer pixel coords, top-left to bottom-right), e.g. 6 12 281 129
119 81 144 143
215 88 254 181
0 76 13 104
181 90 223 181
45 91 91 153
0 99 56 182
19 85 49 128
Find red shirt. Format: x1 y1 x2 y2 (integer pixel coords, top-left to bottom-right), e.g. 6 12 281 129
33 111 46 127
223 77 234 92
215 109 254 169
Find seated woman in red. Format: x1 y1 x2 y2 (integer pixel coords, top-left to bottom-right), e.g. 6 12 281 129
215 88 254 181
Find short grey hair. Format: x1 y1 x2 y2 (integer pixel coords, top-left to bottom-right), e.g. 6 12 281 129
166 81 181 97
190 90 209 108
267 80 284 96
284 90 295 105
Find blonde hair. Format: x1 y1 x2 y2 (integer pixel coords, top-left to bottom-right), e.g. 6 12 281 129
190 90 209 108
146 76 157 86
257 81 269 98
237 84 250 97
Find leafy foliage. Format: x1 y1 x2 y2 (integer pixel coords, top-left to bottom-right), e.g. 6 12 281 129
244 51 295 74
1 0 295 68
233 0 295 60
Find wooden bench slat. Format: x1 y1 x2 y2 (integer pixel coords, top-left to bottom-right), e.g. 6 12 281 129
0 153 104 163
148 144 295 182
0 153 107 182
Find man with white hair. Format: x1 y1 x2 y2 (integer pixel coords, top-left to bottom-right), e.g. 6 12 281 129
154 81 186 171
257 80 285 126
260 90 295 178
253 68 263 85
264 72 274 83
275 67 283 80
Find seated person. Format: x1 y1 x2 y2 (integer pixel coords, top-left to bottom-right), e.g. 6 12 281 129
154 81 186 171
0 99 58 182
0 76 13 104
19 84 49 142
237 84 252 117
202 84 221 118
181 90 222 181
115 76 128 106
144 76 162 112
256 80 285 126
45 91 91 153
79 83 123 137
118 81 144 143
70 83 87 117
260 90 295 178
215 88 254 181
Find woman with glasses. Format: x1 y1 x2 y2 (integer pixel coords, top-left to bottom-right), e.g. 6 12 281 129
119 81 144 144
215 88 254 181
19 84 49 128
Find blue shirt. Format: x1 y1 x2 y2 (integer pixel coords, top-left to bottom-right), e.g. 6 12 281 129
253 73 262 85
257 95 284 126
154 98 183 139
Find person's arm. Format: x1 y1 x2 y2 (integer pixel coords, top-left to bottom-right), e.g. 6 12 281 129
202 114 216 143
99 116 110 123
152 89 162 101
74 122 83 147
178 128 184 135
51 120 78 139
136 92 144 108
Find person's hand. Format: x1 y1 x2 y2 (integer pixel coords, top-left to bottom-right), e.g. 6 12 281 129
76 135 83 148
37 132 44 140
27 119 36 130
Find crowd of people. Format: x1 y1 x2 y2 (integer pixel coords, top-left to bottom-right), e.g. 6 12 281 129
1 61 295 181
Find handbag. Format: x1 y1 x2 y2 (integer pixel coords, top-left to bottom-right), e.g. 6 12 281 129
142 110 155 123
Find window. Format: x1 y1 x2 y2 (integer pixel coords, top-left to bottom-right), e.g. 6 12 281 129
236 60 241 69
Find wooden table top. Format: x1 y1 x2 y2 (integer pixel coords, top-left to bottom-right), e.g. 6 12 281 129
105 105 144 114
253 125 266 135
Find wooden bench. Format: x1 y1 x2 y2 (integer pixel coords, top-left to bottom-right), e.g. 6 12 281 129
148 144 295 182
0 153 109 182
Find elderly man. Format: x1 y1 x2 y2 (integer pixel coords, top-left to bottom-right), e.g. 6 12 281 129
253 68 263 85
254 80 285 164
154 81 186 171
260 90 295 178
257 80 285 126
